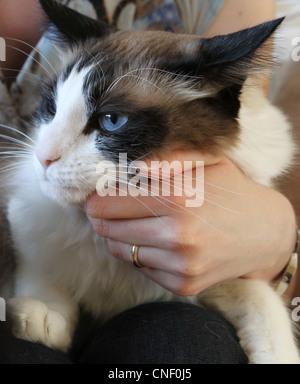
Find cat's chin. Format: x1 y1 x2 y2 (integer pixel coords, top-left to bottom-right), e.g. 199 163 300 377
40 180 89 207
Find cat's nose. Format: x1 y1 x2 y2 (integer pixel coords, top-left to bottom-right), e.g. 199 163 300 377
36 150 61 169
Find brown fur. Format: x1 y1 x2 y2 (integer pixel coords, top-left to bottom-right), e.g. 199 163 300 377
83 30 241 157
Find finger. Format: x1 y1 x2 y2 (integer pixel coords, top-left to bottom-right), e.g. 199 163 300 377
85 191 189 220
107 240 183 275
89 216 179 250
141 268 202 297
107 241 213 296
86 159 209 220
138 150 223 179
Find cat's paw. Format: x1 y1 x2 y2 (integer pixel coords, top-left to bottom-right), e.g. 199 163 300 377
8 297 72 353
248 352 300 365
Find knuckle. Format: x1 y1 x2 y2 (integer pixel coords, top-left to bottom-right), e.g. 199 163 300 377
181 260 201 278
94 219 110 238
170 225 198 255
86 197 105 219
169 239 185 253
108 241 123 260
96 201 107 219
174 281 200 297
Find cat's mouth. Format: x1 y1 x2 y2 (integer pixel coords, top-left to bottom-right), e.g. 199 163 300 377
34 158 94 206
45 180 80 193
40 178 88 206
38 170 79 192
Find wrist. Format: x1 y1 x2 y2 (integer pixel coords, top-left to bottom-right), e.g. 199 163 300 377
270 194 298 281
275 229 299 295
245 192 297 283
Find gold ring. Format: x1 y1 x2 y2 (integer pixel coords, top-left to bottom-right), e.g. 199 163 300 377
131 245 143 269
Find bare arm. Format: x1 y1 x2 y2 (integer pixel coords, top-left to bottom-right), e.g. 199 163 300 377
276 64 300 298
205 0 276 37
206 0 276 94
1 0 298 298
207 0 299 298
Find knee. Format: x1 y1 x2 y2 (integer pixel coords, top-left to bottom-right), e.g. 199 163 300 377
0 333 72 364
78 302 248 364
126 302 248 364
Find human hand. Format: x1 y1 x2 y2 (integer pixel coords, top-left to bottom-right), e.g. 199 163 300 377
85 152 296 296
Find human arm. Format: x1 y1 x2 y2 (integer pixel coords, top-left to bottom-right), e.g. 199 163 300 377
86 0 298 297
1 0 297 297
86 153 297 296
205 0 276 37
206 0 276 95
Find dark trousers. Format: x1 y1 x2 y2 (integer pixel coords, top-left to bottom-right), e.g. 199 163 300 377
0 302 248 364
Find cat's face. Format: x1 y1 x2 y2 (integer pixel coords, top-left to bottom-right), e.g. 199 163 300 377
34 31 237 205
33 0 283 206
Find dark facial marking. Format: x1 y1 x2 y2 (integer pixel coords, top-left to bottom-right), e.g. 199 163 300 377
84 95 169 163
38 79 58 123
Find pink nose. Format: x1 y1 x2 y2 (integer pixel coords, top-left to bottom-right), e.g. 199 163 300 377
36 151 61 169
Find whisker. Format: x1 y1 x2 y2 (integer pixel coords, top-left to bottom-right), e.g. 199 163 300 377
113 168 224 200
94 161 229 212
93 162 243 200
202 181 246 196
1 68 39 78
6 45 53 77
0 153 32 159
3 37 58 76
0 145 32 152
0 165 29 182
0 163 29 175
0 124 36 145
126 178 240 215
111 184 178 240
106 73 167 96
98 167 223 200
117 164 246 197
107 67 204 82
3 75 41 86
115 179 220 232
0 134 34 150
81 46 106 93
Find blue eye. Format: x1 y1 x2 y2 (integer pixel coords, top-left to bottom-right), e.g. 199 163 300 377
99 113 129 132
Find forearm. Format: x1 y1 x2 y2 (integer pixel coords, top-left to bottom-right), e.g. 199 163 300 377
205 1 298 297
205 0 276 37
205 0 276 94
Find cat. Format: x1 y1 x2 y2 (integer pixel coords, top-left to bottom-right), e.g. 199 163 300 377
4 0 300 364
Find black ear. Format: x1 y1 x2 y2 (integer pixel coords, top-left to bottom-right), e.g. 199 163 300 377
39 0 114 45
168 18 284 84
157 18 284 118
200 18 284 73
162 18 284 117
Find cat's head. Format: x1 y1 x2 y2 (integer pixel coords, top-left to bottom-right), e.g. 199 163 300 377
33 0 283 205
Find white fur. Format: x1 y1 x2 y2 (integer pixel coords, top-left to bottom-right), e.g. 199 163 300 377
7 68 300 364
226 82 296 186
